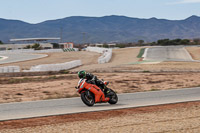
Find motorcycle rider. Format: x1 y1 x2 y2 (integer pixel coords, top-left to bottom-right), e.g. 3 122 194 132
77 70 110 95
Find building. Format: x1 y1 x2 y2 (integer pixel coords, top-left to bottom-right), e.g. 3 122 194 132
59 42 74 48
0 43 53 50
0 37 61 50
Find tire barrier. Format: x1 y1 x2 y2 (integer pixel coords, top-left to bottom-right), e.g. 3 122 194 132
86 47 112 64
23 60 82 72
0 66 20 73
62 48 78 52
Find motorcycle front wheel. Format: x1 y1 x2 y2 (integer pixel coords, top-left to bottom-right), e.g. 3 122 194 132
81 91 95 106
108 89 118 104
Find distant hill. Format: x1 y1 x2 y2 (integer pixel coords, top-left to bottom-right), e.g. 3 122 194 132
0 15 200 43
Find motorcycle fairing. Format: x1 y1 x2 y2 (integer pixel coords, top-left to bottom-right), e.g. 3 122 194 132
78 79 109 103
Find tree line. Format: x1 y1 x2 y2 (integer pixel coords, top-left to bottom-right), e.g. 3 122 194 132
149 39 196 46
100 38 200 48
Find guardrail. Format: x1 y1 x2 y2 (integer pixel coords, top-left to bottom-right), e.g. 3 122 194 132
23 60 82 72
86 47 112 64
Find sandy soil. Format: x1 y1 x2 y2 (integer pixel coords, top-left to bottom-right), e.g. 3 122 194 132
1 101 200 132
1 47 199 72
71 47 142 71
186 46 200 60
0 72 200 103
0 47 200 132
72 47 200 73
0 47 142 71
0 46 199 103
0 51 100 70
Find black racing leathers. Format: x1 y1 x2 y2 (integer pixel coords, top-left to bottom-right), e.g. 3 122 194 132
85 73 108 92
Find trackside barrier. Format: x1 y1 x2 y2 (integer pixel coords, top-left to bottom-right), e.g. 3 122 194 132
98 49 112 64
62 48 78 52
33 49 63 53
0 49 64 54
0 49 34 53
23 60 82 72
0 66 20 73
86 47 106 53
86 47 112 64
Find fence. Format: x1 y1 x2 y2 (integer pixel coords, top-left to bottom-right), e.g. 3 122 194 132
23 60 82 72
86 47 112 64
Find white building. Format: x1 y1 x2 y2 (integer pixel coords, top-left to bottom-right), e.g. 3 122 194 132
0 43 53 50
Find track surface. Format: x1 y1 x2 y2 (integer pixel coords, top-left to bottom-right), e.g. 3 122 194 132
0 53 47 64
0 87 200 121
144 46 194 61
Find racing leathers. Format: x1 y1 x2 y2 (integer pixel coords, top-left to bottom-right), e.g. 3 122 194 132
84 73 110 95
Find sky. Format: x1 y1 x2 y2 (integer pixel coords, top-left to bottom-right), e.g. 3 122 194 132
0 0 200 24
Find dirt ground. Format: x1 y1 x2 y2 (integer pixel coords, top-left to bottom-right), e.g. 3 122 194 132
0 47 200 103
70 47 200 73
1 47 199 72
72 47 142 71
186 47 200 60
0 51 100 70
0 46 200 132
1 101 200 133
1 72 200 103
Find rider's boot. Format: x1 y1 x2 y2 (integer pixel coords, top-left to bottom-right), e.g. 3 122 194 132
104 87 114 97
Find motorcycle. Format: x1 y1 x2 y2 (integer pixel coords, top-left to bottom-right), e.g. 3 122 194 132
75 78 118 106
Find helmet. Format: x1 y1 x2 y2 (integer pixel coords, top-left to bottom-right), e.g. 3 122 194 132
78 70 86 79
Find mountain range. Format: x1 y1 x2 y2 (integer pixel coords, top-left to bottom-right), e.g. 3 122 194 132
0 15 200 43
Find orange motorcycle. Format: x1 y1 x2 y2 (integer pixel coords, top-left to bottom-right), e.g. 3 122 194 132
76 79 118 106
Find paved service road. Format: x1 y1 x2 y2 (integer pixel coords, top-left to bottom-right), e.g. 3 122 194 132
143 46 194 62
0 87 200 121
0 53 47 64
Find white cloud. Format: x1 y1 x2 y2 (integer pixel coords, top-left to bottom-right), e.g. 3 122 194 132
168 0 200 4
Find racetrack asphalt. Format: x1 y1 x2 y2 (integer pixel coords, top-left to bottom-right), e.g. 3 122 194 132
0 87 200 121
0 53 47 64
143 46 194 62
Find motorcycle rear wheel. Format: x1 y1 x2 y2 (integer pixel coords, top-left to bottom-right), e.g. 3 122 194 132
81 91 95 106
108 89 118 104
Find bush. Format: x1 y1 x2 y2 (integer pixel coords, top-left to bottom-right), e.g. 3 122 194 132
59 70 69 74
32 43 42 50
24 45 31 49
103 44 109 48
156 38 191 45
116 44 126 48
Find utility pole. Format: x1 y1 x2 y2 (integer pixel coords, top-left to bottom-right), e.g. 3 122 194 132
82 32 86 44
60 27 63 43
